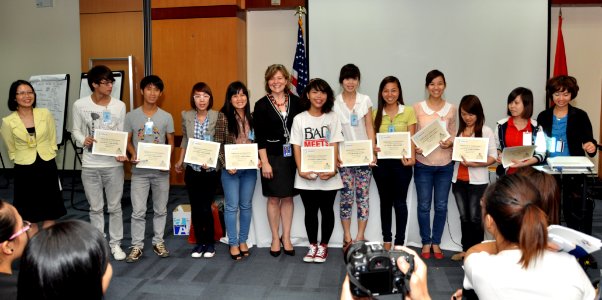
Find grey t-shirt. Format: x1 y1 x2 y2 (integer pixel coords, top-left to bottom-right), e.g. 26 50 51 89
125 107 174 169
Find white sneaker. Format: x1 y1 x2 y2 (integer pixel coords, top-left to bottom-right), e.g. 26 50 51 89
111 245 126 261
303 244 318 263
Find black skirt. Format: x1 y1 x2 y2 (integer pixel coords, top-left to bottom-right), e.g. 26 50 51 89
260 154 298 197
13 155 66 222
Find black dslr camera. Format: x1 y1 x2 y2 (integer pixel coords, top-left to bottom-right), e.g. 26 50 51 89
344 241 414 297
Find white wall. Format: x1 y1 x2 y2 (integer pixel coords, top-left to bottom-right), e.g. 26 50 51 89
550 7 602 166
247 10 302 107
0 0 81 169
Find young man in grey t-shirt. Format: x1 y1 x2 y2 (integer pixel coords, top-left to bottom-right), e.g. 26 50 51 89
124 75 175 263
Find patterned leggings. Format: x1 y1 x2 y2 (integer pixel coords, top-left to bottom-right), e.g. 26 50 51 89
339 166 371 221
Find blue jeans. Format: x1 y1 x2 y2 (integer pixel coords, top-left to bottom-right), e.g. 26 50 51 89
414 161 454 245
221 169 257 246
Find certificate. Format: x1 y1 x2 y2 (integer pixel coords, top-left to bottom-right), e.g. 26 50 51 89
501 145 536 168
301 146 335 173
224 143 259 170
340 140 373 167
136 142 172 171
183 138 220 168
92 129 128 157
452 137 489 163
376 132 412 159
412 119 451 157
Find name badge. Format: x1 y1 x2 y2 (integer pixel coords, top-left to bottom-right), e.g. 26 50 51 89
350 112 359 126
556 139 564 153
248 129 255 141
144 119 154 135
522 132 532 146
283 143 292 157
325 129 331 142
388 124 395 133
102 111 112 124
203 134 212 141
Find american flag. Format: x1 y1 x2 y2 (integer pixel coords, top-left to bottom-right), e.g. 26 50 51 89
291 18 308 97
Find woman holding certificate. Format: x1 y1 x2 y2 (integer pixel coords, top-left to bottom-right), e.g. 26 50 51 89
449 95 496 261
290 79 344 263
413 70 455 259
253 64 302 257
175 82 222 259
215 81 257 260
332 64 375 248
0 80 66 235
494 87 544 175
372 76 416 250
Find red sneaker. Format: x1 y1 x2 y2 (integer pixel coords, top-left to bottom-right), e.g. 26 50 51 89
313 243 328 263
303 243 318 263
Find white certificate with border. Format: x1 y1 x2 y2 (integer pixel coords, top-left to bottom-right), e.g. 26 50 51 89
301 146 335 172
452 137 489 162
501 145 536 168
412 119 451 157
183 138 220 168
340 140 373 167
136 142 172 171
377 132 412 159
225 143 258 170
91 129 128 157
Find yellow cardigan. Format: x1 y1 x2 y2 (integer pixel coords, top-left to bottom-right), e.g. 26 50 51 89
1 108 58 165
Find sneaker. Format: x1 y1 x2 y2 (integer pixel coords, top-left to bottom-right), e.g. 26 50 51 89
153 242 170 258
126 247 143 263
314 243 328 263
191 244 205 258
203 244 216 258
303 244 318 263
111 245 126 261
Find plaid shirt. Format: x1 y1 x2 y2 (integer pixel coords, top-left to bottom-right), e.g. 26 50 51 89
188 116 213 172
215 113 236 168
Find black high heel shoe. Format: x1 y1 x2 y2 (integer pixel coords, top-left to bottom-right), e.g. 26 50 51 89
230 246 242 261
281 237 295 256
269 240 281 257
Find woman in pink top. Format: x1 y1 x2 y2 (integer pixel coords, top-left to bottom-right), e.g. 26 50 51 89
413 70 456 260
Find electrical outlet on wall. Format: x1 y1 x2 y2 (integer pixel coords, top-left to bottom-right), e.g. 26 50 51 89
35 0 53 8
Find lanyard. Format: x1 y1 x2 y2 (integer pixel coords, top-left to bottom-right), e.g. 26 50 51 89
267 93 291 143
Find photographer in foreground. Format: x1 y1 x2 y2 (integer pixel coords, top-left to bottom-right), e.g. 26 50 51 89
341 245 431 300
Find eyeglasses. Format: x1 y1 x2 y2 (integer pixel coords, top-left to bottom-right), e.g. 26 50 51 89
193 94 210 100
99 80 115 86
9 220 31 241
16 91 34 96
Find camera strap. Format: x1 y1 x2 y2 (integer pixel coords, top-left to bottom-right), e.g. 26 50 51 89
346 264 374 298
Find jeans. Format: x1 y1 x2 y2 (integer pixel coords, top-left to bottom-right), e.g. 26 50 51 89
81 166 124 248
222 169 257 246
185 166 219 245
300 189 338 244
414 161 454 245
452 180 487 251
130 169 170 249
372 159 413 245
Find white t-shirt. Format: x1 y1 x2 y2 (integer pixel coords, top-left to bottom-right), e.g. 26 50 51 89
464 249 595 300
290 111 344 191
333 92 373 141
71 96 126 168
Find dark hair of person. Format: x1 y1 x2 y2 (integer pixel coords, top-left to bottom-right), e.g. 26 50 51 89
0 200 17 242
264 64 291 94
506 87 534 119
140 75 164 92
483 174 548 268
221 81 253 138
546 75 579 101
374 76 404 135
189 82 213 110
17 220 109 300
425 69 446 87
87 65 115 92
8 80 37 111
338 63 361 84
300 78 335 113
514 167 560 225
457 95 485 138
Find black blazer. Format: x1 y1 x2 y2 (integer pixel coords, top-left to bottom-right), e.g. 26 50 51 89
253 93 302 156
536 104 597 157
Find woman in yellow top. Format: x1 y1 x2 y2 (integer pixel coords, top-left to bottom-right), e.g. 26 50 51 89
0 80 66 235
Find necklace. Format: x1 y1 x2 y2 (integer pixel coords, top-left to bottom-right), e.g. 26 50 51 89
268 93 288 110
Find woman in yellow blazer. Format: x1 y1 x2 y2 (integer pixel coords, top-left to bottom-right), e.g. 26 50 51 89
0 80 65 234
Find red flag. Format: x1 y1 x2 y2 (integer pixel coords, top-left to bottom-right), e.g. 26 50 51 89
553 14 568 77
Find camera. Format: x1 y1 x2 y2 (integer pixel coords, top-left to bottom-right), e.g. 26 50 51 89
344 241 414 297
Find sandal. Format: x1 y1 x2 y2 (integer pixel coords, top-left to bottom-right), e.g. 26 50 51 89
342 239 353 252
